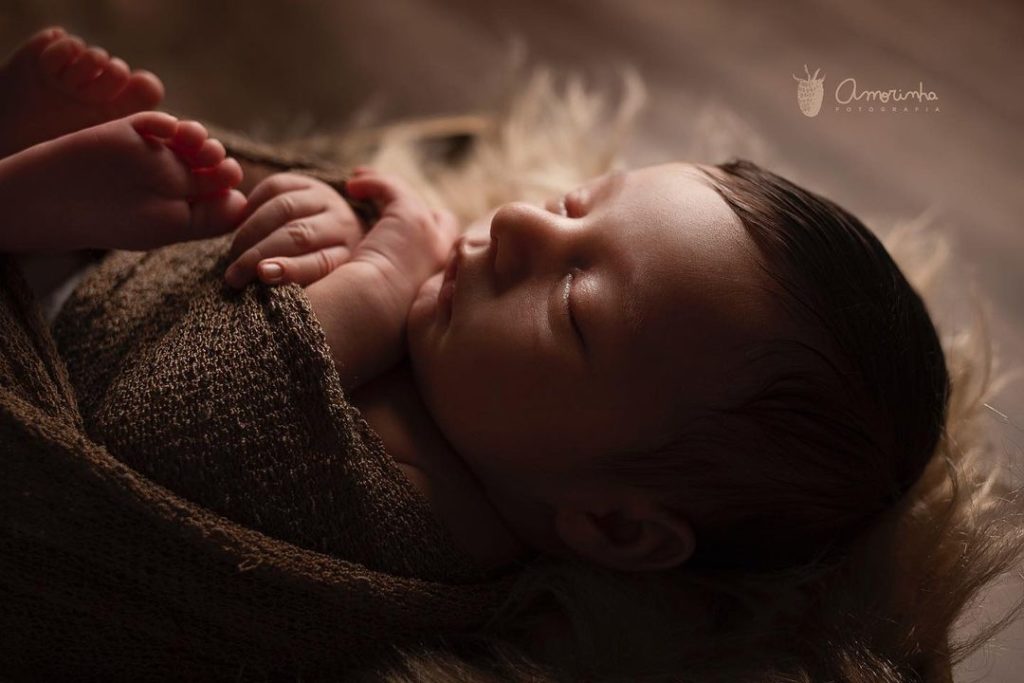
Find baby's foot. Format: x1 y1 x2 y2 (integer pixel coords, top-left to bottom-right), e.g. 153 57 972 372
0 112 245 253
0 26 165 158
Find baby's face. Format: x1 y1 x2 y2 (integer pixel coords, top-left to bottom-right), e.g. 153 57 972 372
407 163 774 546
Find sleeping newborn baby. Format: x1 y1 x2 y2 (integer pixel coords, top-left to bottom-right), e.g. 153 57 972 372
1 26 947 579
222 154 949 575
224 165 756 572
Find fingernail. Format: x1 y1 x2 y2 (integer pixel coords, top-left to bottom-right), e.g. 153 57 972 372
259 261 283 283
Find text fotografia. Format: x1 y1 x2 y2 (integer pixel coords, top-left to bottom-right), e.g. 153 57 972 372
833 78 940 113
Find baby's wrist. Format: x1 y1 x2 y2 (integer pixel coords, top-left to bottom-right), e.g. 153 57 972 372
305 259 419 392
350 251 424 308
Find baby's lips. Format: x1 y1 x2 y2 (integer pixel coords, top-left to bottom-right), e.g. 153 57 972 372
442 237 464 284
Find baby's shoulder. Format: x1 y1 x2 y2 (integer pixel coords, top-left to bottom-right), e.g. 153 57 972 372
350 362 532 570
348 361 445 472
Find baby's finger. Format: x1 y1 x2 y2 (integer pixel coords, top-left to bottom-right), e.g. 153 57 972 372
433 208 459 240
225 212 356 288
426 208 461 265
240 173 315 223
344 174 405 208
228 189 325 261
257 246 352 287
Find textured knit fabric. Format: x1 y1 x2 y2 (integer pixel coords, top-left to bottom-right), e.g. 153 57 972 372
0 242 519 681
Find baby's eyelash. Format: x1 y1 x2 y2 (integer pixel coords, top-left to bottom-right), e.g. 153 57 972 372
565 270 585 347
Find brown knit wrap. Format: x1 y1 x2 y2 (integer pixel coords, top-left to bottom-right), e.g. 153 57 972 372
0 242 517 681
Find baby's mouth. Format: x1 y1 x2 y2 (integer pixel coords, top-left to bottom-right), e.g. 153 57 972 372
437 240 463 322
437 236 489 323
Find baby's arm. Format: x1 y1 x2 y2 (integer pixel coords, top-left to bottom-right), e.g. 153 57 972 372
304 261 411 391
306 169 456 391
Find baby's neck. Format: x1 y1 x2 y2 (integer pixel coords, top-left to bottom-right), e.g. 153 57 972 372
349 360 534 571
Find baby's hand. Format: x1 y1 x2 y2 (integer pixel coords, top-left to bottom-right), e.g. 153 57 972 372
304 167 458 391
224 173 365 289
345 167 458 298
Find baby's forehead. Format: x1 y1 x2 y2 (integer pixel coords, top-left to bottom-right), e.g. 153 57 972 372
579 160 774 364
579 163 697 191
626 162 708 185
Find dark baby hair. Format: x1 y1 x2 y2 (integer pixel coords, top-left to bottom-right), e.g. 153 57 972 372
599 159 951 571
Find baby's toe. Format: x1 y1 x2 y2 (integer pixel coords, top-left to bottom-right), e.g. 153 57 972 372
129 111 179 140
192 138 227 169
61 46 108 90
116 69 164 111
38 35 86 80
189 189 247 241
191 158 243 198
79 56 130 102
169 120 208 158
18 26 66 61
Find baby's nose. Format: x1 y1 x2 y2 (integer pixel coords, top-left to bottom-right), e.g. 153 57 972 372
490 202 557 286
489 201 558 243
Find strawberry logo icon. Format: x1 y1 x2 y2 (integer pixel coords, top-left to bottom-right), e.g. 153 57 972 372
793 65 825 117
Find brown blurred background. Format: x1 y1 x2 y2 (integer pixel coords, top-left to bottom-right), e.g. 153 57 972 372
3 0 1021 678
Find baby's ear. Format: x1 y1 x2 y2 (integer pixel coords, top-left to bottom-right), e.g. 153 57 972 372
553 500 695 572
